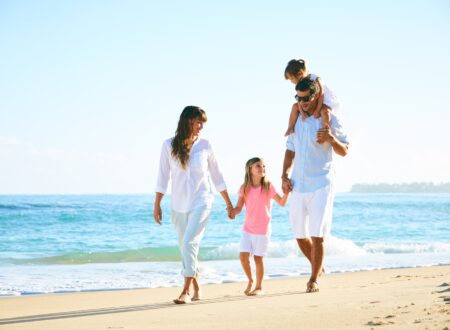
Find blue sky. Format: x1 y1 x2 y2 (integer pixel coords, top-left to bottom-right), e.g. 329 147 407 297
1 0 449 194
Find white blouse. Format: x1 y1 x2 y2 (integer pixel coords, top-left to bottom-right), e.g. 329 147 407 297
155 137 227 213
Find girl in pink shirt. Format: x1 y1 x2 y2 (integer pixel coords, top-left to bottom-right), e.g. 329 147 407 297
232 157 289 295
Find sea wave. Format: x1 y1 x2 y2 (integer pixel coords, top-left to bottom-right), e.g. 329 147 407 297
5 238 450 265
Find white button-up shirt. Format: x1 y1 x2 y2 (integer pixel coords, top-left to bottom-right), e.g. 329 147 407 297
286 113 349 193
156 138 227 213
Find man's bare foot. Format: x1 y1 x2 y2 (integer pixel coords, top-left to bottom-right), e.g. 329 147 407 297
173 293 191 304
306 281 319 293
192 290 201 301
248 288 263 296
244 280 253 296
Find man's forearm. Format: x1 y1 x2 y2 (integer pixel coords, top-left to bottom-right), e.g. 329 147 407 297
282 150 295 179
330 136 349 157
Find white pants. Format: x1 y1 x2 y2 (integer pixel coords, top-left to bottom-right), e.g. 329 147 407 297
171 205 211 277
290 185 334 239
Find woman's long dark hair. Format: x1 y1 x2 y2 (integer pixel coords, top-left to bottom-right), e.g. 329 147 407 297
171 106 207 168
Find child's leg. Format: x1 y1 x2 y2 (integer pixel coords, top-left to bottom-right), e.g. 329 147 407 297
285 103 302 136
321 106 331 129
240 252 253 295
249 255 264 295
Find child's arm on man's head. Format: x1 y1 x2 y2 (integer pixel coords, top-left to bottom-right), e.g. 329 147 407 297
285 103 303 136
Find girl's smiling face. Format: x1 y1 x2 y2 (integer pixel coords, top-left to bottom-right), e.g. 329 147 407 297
250 161 266 181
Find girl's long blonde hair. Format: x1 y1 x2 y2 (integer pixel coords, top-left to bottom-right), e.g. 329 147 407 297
171 106 207 168
242 157 270 198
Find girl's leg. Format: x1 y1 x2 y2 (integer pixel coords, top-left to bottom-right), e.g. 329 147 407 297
240 252 253 295
249 255 264 295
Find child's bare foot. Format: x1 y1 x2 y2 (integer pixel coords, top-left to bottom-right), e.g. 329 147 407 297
173 293 191 304
248 288 263 296
306 281 319 293
244 280 253 296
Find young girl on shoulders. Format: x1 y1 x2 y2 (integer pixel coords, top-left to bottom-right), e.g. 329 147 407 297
284 59 341 136
232 157 289 296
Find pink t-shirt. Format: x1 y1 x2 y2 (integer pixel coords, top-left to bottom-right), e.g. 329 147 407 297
238 183 277 235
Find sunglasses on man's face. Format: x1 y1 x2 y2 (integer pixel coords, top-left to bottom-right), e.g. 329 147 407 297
295 94 312 102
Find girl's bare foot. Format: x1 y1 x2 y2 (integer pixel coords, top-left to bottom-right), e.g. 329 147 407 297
173 292 191 304
244 280 253 296
248 288 263 296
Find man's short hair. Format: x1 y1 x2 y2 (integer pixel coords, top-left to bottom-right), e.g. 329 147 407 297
295 76 319 96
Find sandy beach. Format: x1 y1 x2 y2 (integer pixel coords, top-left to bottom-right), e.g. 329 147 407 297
0 266 449 329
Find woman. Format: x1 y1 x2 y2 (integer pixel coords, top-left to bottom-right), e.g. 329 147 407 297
153 105 234 304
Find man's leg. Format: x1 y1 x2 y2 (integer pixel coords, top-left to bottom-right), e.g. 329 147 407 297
306 185 334 293
296 237 313 263
307 236 324 292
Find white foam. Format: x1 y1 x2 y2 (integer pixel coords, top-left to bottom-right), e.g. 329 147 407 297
205 236 366 260
362 241 450 254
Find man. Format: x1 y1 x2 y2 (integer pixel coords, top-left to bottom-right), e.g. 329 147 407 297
281 78 349 293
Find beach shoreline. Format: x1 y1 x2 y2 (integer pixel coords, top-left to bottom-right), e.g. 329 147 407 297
1 265 449 329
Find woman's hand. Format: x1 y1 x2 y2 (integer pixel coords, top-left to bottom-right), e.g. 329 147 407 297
226 204 235 220
153 204 162 225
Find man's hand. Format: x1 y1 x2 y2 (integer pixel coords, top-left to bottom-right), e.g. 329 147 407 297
282 177 293 194
153 204 162 225
317 127 333 144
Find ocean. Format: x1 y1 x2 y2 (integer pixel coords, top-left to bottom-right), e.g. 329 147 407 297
1 193 449 296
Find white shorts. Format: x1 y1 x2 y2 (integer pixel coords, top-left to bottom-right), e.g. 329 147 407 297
239 231 269 257
289 185 334 239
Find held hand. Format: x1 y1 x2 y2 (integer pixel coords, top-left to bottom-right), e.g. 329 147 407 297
153 204 162 225
317 128 332 144
226 204 235 220
282 177 293 194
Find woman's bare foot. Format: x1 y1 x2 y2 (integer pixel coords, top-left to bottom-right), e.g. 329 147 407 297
192 289 201 301
244 280 254 296
173 293 191 304
248 288 263 296
306 281 319 293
